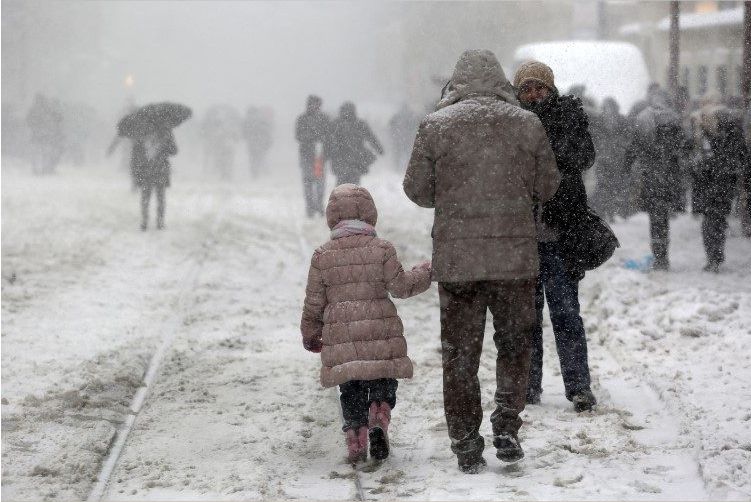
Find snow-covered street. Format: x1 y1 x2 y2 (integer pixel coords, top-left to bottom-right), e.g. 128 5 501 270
2 164 750 501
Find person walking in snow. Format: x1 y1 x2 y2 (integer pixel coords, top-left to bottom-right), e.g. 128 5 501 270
327 102 384 186
624 87 686 271
132 128 177 230
243 106 274 178
295 95 330 217
590 97 635 221
404 50 560 473
690 104 748 272
26 93 64 175
300 184 431 463
513 60 599 413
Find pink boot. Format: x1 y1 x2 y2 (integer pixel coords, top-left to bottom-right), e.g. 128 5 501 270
377 402 391 429
357 426 368 459
368 402 391 460
345 428 367 463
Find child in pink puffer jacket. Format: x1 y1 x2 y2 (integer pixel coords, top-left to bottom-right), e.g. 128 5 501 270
301 184 431 462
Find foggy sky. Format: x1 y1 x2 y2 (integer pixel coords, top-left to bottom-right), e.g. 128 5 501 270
3 1 396 119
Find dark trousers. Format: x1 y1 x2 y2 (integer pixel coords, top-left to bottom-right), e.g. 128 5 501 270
648 207 670 265
702 212 728 265
334 172 363 186
299 150 325 217
339 378 397 431
141 183 166 228
529 242 592 401
438 279 535 460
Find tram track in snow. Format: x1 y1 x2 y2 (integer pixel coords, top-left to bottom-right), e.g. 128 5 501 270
87 191 232 501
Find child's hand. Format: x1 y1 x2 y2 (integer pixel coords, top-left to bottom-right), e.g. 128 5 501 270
303 335 323 353
412 260 431 272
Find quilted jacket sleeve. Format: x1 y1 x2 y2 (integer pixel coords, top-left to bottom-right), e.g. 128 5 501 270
300 251 326 344
383 242 431 299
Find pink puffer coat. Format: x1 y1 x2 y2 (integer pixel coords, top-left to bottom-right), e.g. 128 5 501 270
301 184 431 388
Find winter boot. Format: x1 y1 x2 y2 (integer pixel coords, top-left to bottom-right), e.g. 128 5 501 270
651 242 669 271
572 389 597 413
368 401 390 460
651 257 669 271
357 426 368 460
458 454 487 474
345 428 366 463
526 389 541 405
494 433 524 462
702 261 720 273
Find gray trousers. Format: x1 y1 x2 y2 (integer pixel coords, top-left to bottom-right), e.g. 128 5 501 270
141 183 166 227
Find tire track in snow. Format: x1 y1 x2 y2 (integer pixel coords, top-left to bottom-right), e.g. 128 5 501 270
87 191 232 501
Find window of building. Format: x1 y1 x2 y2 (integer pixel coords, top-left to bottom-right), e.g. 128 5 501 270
717 65 728 97
698 65 708 96
718 1 738 11
738 65 744 95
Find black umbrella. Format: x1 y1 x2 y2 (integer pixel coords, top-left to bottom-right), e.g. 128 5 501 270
117 102 192 138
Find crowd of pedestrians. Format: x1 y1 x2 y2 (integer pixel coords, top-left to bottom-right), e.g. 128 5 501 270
587 84 750 272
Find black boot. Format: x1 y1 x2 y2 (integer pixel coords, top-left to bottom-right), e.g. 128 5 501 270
494 433 524 462
572 389 597 412
651 242 669 271
458 454 487 474
526 389 541 405
702 261 720 273
651 257 669 271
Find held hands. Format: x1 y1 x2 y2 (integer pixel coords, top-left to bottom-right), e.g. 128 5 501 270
303 335 323 353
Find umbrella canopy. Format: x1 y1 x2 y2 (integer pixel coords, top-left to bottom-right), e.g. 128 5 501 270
117 102 192 138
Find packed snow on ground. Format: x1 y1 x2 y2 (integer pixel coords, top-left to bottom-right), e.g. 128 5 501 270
1 161 750 501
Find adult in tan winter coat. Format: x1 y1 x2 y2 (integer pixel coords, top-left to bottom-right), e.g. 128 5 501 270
403 49 560 473
300 184 431 462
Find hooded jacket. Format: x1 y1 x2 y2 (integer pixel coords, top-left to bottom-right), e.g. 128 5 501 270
403 49 560 282
301 184 431 388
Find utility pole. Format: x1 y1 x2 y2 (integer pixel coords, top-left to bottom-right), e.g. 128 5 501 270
597 0 607 40
743 1 751 107
668 1 680 101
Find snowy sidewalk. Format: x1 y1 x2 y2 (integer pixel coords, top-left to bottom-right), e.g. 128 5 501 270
2 168 749 501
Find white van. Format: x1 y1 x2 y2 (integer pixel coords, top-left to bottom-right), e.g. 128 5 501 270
512 41 651 112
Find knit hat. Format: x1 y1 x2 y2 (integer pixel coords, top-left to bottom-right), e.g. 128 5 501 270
513 61 555 90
